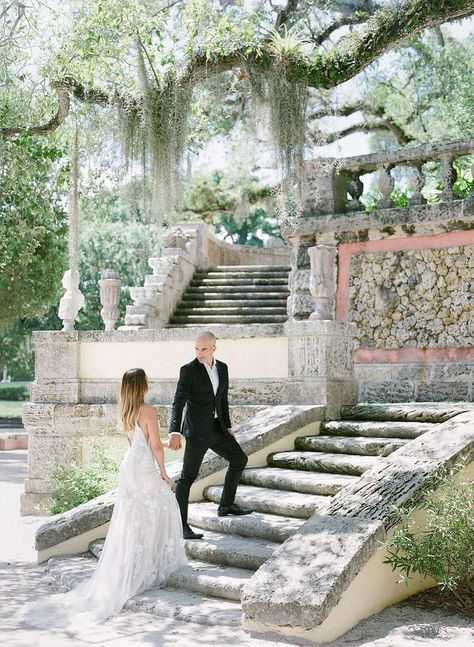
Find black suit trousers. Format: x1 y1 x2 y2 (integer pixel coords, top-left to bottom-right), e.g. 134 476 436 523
175 420 248 525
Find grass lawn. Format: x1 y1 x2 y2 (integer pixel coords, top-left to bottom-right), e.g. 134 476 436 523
0 401 24 418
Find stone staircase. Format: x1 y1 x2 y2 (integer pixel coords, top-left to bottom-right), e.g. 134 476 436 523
45 403 464 627
168 265 290 326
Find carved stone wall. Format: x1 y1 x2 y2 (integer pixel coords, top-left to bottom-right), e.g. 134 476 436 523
349 245 473 349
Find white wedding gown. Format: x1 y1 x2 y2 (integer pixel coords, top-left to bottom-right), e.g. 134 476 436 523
21 422 187 630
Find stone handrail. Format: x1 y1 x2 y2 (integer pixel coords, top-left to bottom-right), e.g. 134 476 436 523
303 137 474 216
124 221 290 328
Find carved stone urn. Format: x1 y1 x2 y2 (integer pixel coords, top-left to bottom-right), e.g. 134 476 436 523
99 269 122 331
308 245 336 321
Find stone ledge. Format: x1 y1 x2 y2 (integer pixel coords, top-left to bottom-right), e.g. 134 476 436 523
33 323 285 344
35 404 325 552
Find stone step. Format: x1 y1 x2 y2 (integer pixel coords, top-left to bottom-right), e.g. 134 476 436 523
179 299 287 308
190 278 288 286
268 451 380 476
127 586 242 626
321 420 434 439
47 555 242 627
186 285 290 294
167 560 253 601
206 265 290 272
340 403 469 423
241 467 358 495
182 292 288 301
204 484 329 519
295 435 408 457
184 530 279 570
187 502 303 542
170 315 288 324
194 271 289 279
173 304 287 317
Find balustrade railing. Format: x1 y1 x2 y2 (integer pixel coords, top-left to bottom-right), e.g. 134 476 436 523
303 138 474 216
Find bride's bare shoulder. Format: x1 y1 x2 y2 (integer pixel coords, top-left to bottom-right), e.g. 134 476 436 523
140 404 157 418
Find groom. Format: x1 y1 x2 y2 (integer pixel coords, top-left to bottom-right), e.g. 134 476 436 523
169 331 252 540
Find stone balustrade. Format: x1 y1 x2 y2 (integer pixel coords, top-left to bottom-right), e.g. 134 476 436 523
302 137 474 217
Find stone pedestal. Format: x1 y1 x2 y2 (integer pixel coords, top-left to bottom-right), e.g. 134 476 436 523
284 320 357 418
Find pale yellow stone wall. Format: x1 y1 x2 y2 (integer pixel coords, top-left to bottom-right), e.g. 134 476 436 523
78 337 289 379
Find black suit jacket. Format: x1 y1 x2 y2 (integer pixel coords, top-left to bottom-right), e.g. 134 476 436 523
169 358 232 438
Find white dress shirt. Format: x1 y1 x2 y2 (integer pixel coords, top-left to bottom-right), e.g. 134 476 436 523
204 359 219 417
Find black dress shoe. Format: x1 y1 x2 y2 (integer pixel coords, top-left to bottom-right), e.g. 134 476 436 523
183 525 203 540
217 504 253 517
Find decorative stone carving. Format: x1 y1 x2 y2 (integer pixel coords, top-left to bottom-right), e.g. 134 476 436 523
98 269 122 331
439 155 456 201
58 269 85 331
308 245 336 321
377 164 394 209
346 173 364 212
408 164 427 205
163 226 188 250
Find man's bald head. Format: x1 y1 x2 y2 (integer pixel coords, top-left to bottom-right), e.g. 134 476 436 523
194 331 217 365
196 331 216 344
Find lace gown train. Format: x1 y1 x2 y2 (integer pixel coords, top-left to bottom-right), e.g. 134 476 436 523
21 423 187 630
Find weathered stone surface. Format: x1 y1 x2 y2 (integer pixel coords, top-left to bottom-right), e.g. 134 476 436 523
241 514 385 628
241 467 357 495
184 530 279 570
36 491 116 551
47 554 243 626
358 380 416 404
348 245 474 351
416 380 470 402
187 502 304 543
321 419 433 439
268 451 379 476
295 434 407 457
204 484 329 519
327 411 474 520
340 402 473 423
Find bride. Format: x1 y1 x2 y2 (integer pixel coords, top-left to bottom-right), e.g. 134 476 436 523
22 367 187 629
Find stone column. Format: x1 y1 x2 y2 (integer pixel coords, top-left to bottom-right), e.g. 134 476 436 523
308 245 336 321
284 319 357 418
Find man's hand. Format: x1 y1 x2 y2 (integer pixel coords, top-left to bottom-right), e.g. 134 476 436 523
168 434 182 451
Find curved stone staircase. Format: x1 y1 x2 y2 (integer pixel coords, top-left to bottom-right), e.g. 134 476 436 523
168 265 290 326
44 402 469 629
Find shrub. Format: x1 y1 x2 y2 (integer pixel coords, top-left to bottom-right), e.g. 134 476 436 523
0 383 29 401
48 448 120 514
384 463 474 612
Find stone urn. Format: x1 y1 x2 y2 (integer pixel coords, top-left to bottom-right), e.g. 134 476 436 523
99 269 122 331
308 245 336 321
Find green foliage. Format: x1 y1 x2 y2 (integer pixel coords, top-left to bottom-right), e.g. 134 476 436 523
384 464 474 609
182 171 283 246
77 221 160 330
0 134 68 334
368 32 474 147
48 447 121 514
0 383 29 401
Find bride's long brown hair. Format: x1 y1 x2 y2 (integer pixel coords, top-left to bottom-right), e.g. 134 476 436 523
118 368 148 433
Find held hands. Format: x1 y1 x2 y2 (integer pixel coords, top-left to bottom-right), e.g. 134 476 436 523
161 471 174 487
168 434 182 451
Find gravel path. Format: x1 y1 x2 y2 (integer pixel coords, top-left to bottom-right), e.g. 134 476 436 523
1 449 472 647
